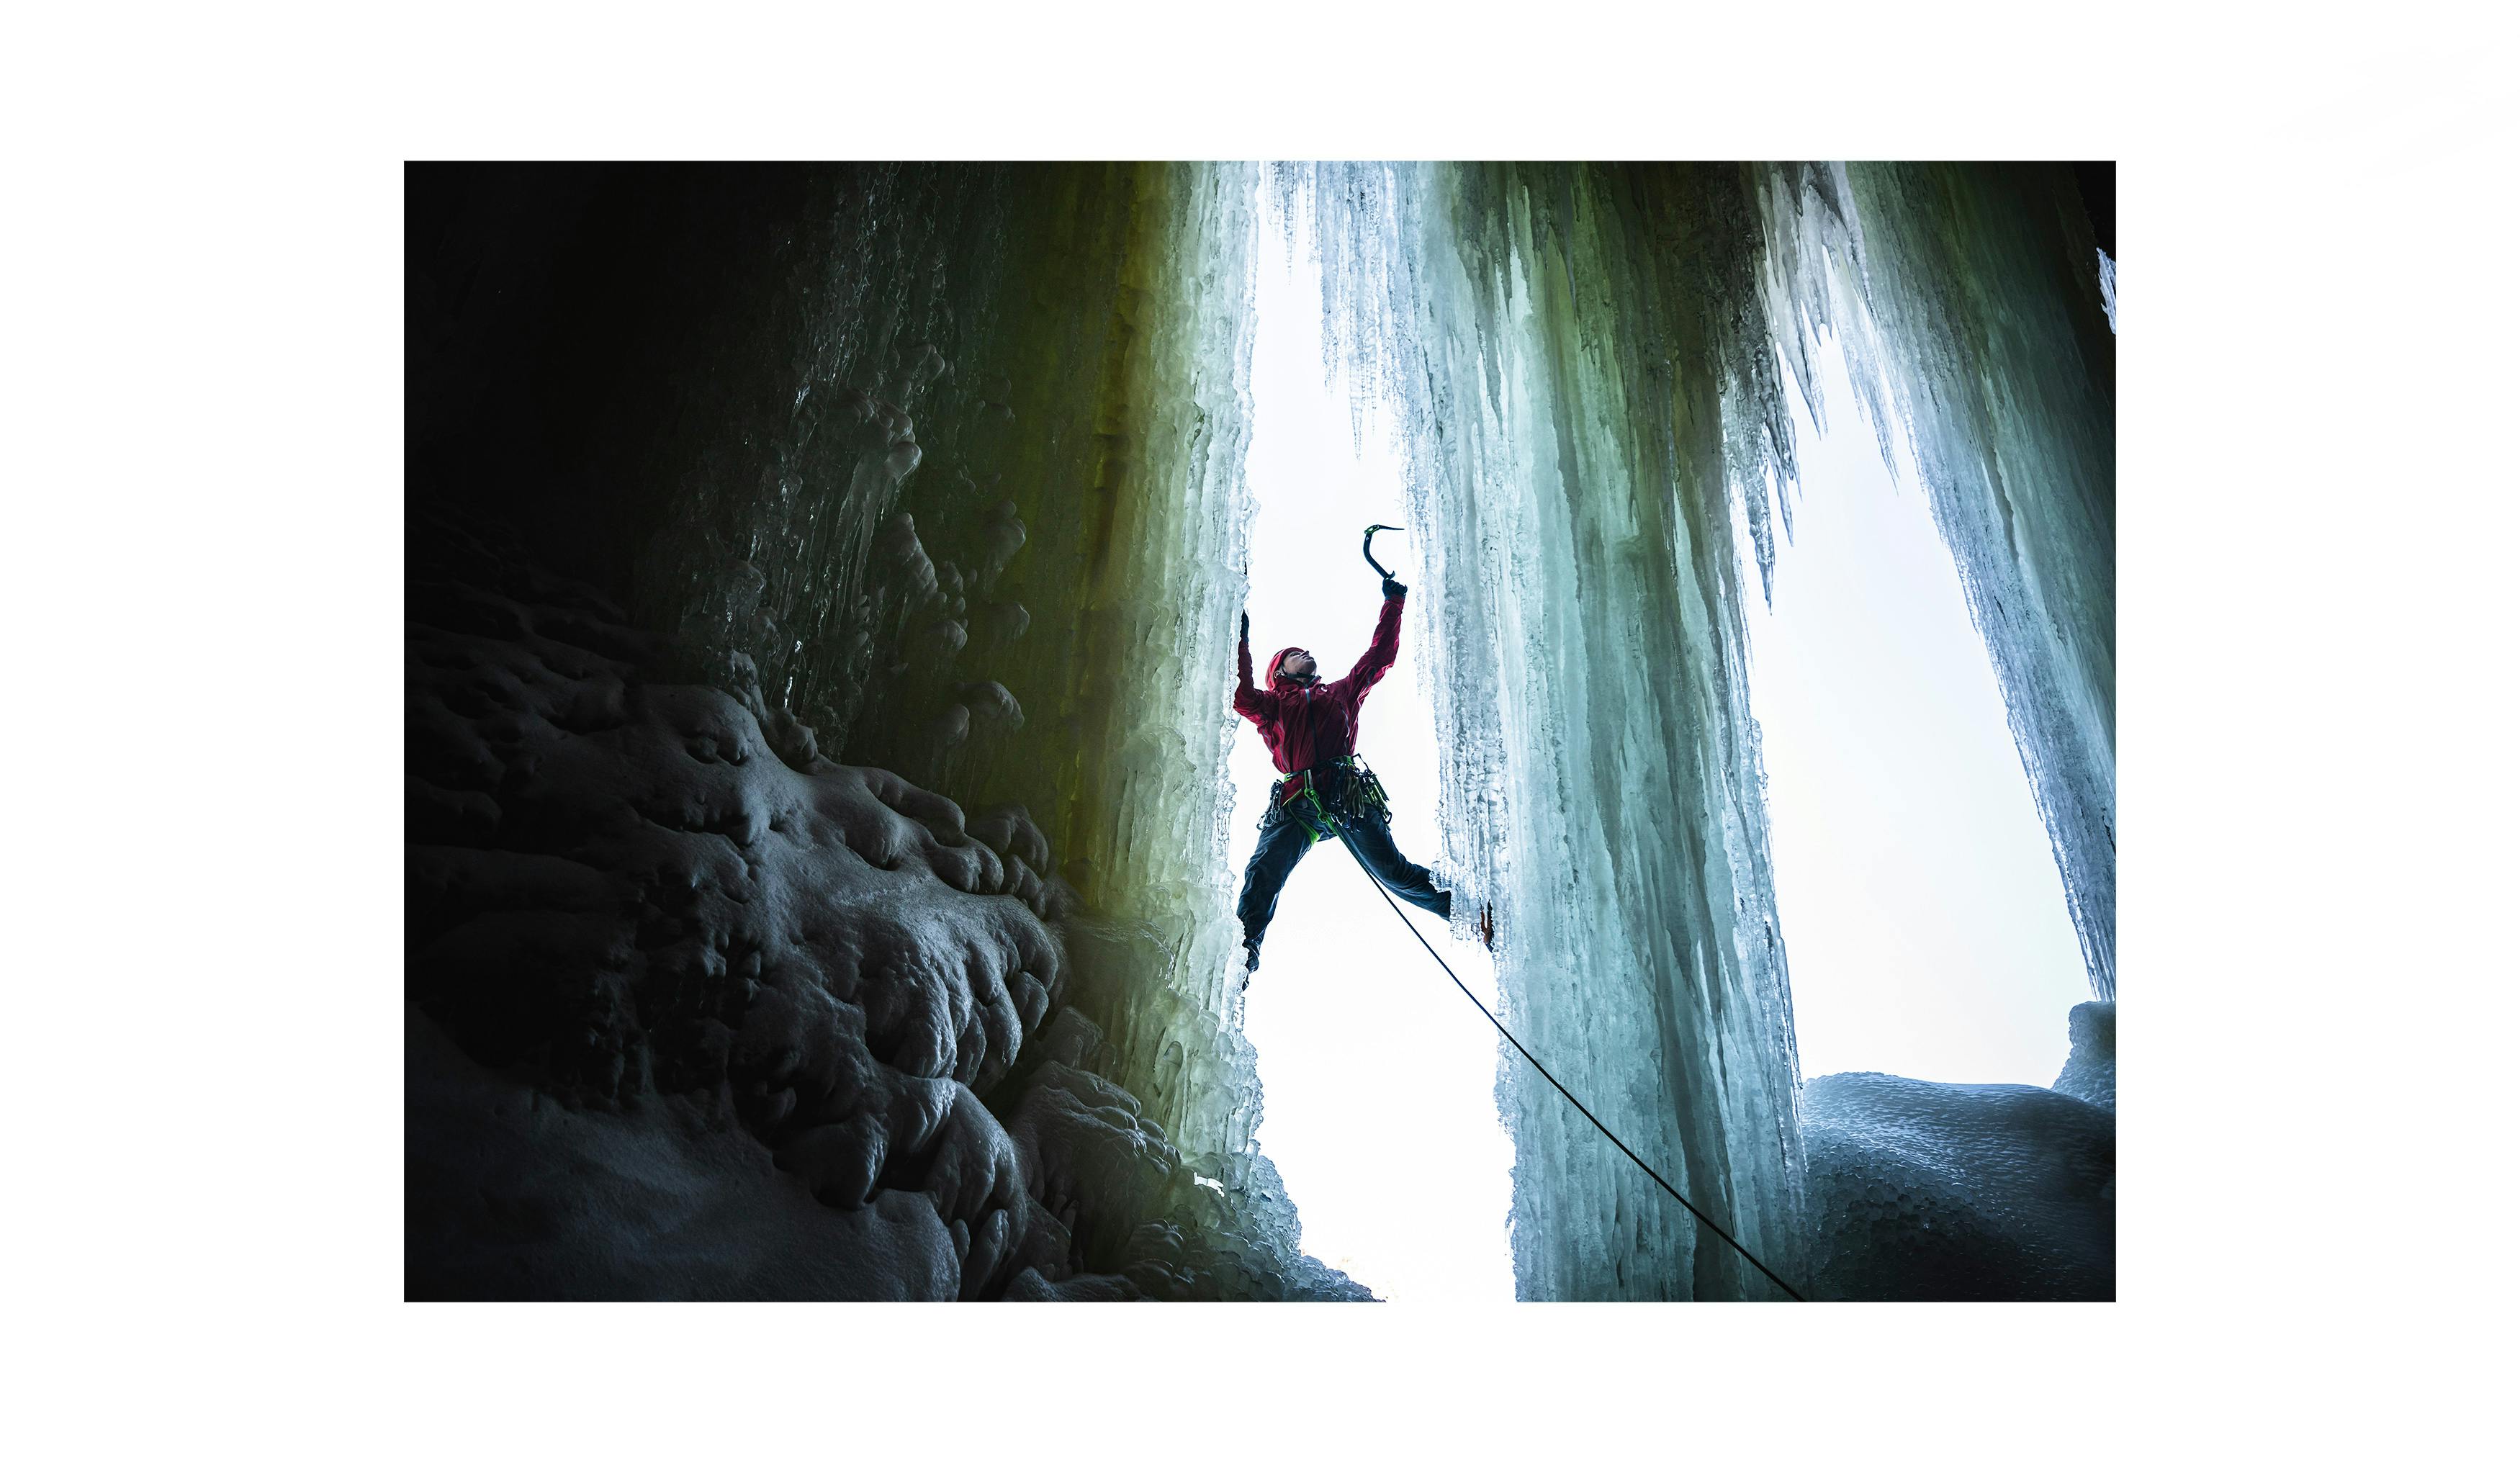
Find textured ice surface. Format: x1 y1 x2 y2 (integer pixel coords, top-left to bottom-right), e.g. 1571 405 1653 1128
406 515 1365 1299
1803 1002 2116 1300
1753 163 2117 997
1284 163 1810 1299
409 524 1070 1297
617 168 1287 1187
1802 1073 2114 1300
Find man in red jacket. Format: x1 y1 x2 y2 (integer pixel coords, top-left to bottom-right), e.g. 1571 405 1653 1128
1232 571 1452 980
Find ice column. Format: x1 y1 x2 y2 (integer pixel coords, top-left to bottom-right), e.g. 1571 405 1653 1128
1288 163 1810 1300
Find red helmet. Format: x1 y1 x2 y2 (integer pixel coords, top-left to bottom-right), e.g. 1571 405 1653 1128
1266 647 1313 684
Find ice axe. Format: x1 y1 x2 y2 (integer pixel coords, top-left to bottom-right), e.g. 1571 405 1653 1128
1361 523 1403 581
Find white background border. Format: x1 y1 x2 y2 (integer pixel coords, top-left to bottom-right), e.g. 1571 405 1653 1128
3 1 2506 1454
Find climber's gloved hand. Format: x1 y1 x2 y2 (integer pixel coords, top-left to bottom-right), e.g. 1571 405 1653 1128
1239 611 1250 644
1382 575 1407 600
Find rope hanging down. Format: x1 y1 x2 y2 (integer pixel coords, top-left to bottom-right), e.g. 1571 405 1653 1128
1330 828 1809 1302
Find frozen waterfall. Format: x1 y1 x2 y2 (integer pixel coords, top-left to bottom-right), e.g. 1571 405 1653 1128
1284 163 2113 1300
408 161 2111 1302
1286 163 1812 1300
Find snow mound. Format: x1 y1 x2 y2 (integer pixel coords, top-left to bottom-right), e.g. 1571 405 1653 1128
1803 1011 2115 1300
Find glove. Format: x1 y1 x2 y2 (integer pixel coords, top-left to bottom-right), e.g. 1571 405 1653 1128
1239 611 1250 643
1382 576 1407 600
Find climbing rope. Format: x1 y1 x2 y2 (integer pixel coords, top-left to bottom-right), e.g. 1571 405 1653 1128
1329 827 1809 1302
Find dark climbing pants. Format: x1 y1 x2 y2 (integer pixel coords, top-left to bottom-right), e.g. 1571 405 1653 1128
1236 767 1451 952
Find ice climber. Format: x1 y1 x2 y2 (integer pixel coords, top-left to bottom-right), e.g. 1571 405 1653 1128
1232 554 1455 986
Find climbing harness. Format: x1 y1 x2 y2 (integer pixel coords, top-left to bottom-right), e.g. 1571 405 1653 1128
1272 757 1392 845
1329 827 1810 1302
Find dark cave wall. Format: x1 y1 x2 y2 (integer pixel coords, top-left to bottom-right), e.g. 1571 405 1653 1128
408 163 1332 1299
403 521 1324 1298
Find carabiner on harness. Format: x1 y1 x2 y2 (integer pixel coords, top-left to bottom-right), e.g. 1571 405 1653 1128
1271 757 1392 844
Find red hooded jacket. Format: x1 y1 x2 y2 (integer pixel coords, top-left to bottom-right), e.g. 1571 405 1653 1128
1235 592 1405 779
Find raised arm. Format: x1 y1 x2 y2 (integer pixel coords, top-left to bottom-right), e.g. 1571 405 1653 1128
1233 610 1272 725
1336 580 1407 707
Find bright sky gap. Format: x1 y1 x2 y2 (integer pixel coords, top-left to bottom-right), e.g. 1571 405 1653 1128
1234 197 1517 1302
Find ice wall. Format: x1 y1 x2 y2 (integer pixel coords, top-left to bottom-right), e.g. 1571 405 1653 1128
1287 164 1812 1300
1754 163 2117 997
624 163 1284 1200
409 164 1351 1298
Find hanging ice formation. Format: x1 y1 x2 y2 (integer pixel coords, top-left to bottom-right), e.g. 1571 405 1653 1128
1755 164 2117 1000
1282 163 2114 1300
